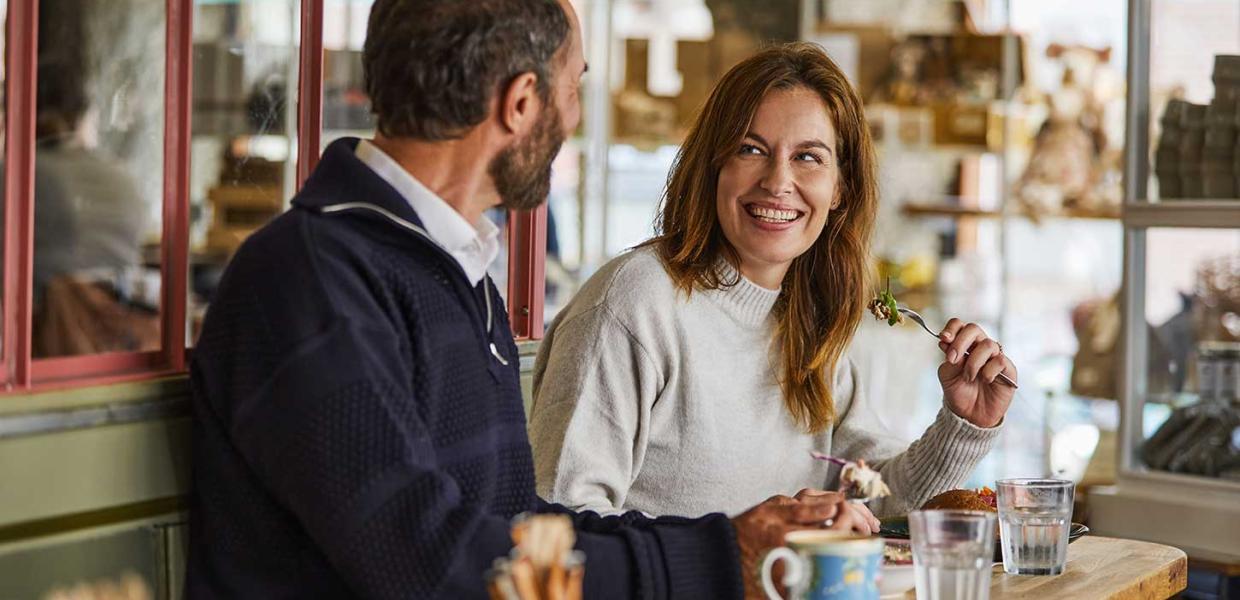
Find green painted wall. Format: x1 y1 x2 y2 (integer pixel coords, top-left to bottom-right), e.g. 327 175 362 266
0 341 541 598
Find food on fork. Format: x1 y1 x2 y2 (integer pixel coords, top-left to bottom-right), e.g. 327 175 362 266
841 460 892 501
921 486 997 512
867 278 904 326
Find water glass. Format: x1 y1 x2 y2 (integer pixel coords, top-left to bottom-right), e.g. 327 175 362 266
996 479 1074 575
908 510 996 600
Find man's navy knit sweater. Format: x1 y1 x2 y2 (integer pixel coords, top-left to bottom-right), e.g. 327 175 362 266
185 138 743 599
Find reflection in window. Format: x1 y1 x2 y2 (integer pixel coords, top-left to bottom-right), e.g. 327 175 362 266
1140 229 1240 481
190 0 300 343
31 0 165 357
0 1 7 355
322 0 375 146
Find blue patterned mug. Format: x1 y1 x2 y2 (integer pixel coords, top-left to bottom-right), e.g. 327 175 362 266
760 531 883 600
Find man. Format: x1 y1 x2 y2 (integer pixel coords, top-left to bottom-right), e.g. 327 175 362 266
185 1 877 597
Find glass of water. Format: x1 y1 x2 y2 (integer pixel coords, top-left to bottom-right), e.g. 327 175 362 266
996 479 1074 575
908 510 996 600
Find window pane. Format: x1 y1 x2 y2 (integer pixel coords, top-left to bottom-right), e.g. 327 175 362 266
322 0 375 146
319 0 515 314
190 0 300 344
1147 0 1240 201
1140 228 1240 480
32 0 165 358
0 0 7 359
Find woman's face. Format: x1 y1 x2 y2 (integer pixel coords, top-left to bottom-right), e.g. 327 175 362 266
716 86 840 287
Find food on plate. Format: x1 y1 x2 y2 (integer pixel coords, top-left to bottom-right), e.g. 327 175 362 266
867 279 903 326
921 486 997 512
882 539 913 566
840 460 891 501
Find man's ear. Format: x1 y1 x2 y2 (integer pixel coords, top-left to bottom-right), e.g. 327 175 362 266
498 72 541 135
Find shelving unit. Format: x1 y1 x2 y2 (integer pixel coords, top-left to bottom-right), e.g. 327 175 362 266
903 203 1122 220
1089 0 1240 561
1122 200 1240 228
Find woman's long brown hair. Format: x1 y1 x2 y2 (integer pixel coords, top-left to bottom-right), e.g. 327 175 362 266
648 42 877 433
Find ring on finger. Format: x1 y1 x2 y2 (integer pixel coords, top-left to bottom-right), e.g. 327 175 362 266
823 518 834 528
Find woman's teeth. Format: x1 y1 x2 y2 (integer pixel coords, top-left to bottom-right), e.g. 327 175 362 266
746 205 801 223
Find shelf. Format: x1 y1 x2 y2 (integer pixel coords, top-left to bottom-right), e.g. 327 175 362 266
1123 200 1240 229
902 203 1121 220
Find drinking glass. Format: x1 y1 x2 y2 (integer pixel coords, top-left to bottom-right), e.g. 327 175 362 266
996 479 1074 575
908 510 996 600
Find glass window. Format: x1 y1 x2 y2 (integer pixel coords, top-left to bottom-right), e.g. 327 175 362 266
32 0 165 358
0 0 7 359
189 0 301 344
1139 228 1240 480
543 0 1132 483
322 0 375 147
1147 0 1240 202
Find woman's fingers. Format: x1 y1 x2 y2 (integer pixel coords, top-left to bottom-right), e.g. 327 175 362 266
980 352 1014 384
963 338 1002 382
851 501 882 532
939 317 965 345
946 323 988 366
827 502 873 536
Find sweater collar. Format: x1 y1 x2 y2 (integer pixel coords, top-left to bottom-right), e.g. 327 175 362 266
702 258 781 328
292 137 427 230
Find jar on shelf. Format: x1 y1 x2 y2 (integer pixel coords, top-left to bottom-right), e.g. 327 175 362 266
1177 103 1208 198
1197 342 1240 403
1234 97 1240 197
1211 55 1240 200
1203 100 1237 198
1214 55 1240 103
1156 99 1187 199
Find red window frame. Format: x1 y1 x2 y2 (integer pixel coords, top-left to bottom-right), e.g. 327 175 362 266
1 0 545 393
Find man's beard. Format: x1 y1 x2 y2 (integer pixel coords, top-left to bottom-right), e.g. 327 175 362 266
489 96 566 211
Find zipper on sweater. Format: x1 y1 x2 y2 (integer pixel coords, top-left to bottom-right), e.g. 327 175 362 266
318 201 509 367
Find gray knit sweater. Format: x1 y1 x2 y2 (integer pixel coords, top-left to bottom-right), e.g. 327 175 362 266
529 247 1000 518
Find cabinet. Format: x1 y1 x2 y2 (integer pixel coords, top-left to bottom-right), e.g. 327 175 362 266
1090 0 1240 561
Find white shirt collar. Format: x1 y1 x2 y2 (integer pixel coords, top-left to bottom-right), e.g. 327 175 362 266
354 139 499 286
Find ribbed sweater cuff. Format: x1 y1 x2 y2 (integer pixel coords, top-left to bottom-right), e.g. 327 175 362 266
651 514 744 600
898 406 1002 508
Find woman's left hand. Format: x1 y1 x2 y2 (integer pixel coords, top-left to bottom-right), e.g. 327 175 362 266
936 319 1017 428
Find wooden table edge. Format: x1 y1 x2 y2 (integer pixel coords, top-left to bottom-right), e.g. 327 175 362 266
988 536 1188 600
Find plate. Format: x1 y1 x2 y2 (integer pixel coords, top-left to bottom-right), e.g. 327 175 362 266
878 564 914 598
879 516 1089 561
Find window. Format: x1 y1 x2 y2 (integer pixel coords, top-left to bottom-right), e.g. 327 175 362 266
0 0 549 393
190 0 301 344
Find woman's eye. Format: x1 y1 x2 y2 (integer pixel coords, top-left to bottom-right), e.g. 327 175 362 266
738 144 763 156
796 152 824 164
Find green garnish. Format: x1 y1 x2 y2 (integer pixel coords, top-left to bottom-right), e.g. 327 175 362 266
868 278 904 326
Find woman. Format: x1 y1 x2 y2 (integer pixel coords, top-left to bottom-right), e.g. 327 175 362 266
529 43 1016 519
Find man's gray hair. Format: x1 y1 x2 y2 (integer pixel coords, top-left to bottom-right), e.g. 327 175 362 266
363 0 570 141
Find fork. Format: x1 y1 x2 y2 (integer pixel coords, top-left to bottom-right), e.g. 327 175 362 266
897 306 1018 389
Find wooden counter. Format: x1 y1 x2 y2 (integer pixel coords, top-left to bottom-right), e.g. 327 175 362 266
989 536 1187 599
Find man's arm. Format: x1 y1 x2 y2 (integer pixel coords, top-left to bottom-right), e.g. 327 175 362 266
211 317 743 599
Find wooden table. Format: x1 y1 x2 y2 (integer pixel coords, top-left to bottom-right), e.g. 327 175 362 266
989 536 1187 599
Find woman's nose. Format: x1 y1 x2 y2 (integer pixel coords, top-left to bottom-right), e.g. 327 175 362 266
759 158 794 197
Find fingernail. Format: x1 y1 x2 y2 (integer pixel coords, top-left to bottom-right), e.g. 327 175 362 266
948 349 958 364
